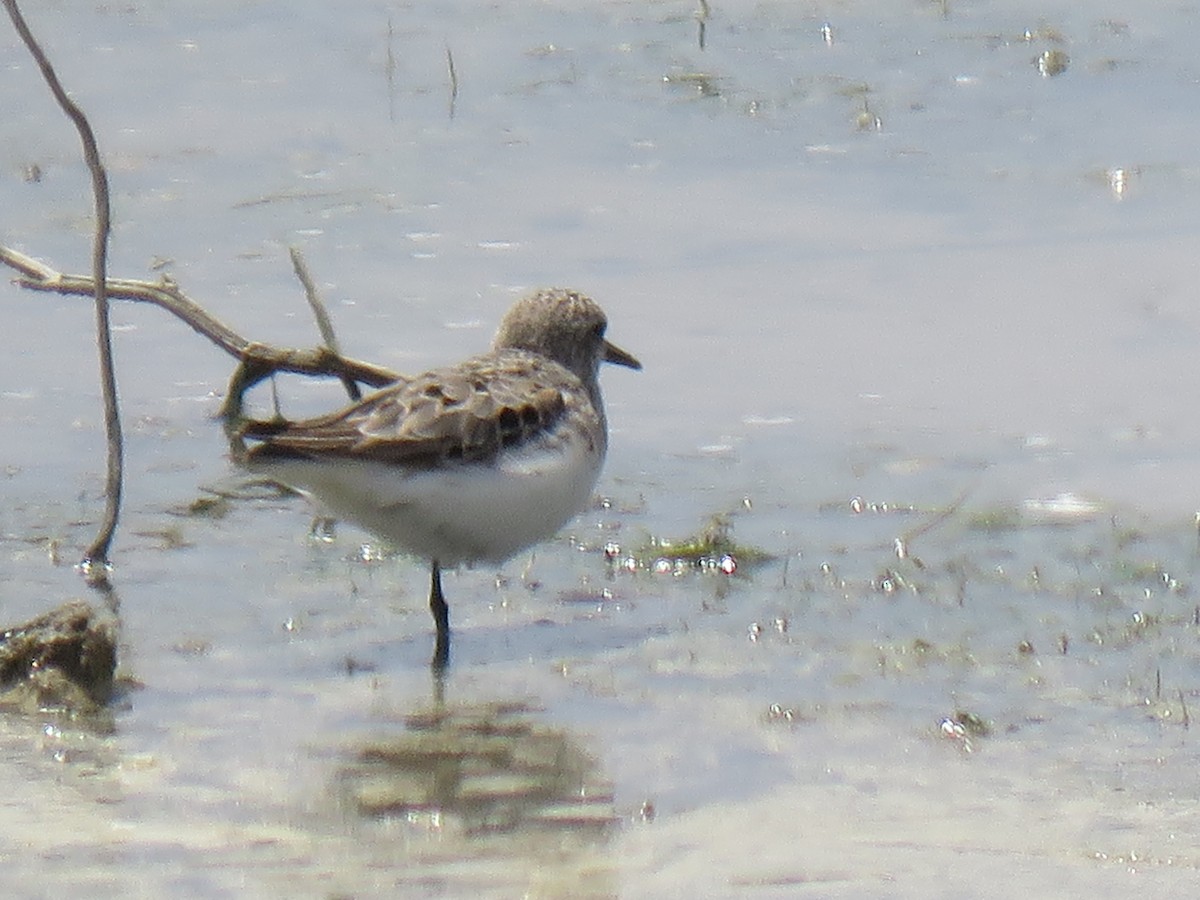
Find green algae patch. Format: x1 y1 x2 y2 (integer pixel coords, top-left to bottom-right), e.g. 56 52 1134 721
622 514 774 577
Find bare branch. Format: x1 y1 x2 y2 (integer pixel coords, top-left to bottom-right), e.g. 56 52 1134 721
289 246 363 402
0 246 403 414
2 245 248 356
3 0 122 570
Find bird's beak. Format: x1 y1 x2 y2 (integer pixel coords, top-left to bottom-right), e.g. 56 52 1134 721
603 340 642 371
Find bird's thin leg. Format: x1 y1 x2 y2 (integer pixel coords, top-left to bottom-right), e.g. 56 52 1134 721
430 559 450 674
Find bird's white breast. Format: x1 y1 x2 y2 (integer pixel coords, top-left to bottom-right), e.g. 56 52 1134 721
257 425 604 566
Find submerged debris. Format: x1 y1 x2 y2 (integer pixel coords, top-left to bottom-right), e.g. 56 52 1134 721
0 600 117 715
950 709 993 738
968 507 1023 532
662 70 721 98
939 709 993 754
968 493 1104 531
178 493 231 519
855 98 883 132
1036 48 1070 77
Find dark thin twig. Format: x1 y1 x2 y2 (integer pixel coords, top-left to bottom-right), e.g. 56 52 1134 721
3 0 122 574
899 486 974 545
446 44 458 119
386 15 396 124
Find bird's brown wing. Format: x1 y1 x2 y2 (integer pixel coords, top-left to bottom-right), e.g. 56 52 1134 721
243 352 571 466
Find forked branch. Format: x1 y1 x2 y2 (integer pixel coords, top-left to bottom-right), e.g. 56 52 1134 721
2 0 405 576
0 245 403 420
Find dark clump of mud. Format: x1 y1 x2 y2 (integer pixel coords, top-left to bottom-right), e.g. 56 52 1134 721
0 600 118 715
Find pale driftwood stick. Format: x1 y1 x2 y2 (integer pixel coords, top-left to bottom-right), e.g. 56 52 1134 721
289 246 340 353
0 245 403 418
2 245 248 357
289 246 362 402
3 0 121 572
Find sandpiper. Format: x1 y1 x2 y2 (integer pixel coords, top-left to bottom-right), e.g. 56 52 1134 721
240 288 640 670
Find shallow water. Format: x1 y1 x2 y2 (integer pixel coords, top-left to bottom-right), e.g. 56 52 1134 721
4 0 1200 896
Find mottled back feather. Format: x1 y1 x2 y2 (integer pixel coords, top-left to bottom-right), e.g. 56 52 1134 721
243 350 572 467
